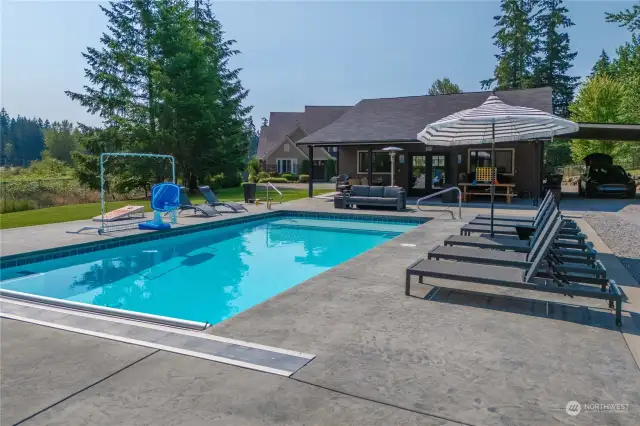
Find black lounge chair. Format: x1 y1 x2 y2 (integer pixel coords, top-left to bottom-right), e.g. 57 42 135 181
429 213 605 279
176 186 220 217
445 207 592 256
199 185 247 213
406 234 623 326
472 190 554 223
460 203 582 238
469 193 576 228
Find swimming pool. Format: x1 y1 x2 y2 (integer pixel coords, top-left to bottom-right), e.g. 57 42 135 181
0 214 419 325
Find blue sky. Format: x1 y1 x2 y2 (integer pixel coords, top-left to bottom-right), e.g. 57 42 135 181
1 1 635 127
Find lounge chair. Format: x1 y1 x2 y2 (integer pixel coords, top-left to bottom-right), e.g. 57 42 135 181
460 203 581 237
406 235 623 326
445 206 592 255
176 186 220 217
429 213 605 279
199 186 247 213
469 193 576 227
472 191 553 223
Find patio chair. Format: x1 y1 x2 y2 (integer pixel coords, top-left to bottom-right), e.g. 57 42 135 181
472 190 553 223
406 233 623 326
335 174 350 192
429 212 605 279
176 186 220 217
198 186 247 213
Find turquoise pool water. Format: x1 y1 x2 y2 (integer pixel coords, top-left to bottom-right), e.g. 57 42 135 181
0 216 416 324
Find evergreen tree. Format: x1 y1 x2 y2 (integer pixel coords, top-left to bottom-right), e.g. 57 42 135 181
261 117 268 127
190 0 252 187
591 50 612 77
606 2 640 35
427 78 462 95
43 120 78 164
481 0 539 90
246 117 259 158
531 0 578 118
0 108 11 165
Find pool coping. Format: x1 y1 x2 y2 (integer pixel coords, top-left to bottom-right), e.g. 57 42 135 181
0 210 428 269
0 297 315 377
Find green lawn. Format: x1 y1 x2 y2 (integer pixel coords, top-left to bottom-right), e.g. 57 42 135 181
0 187 333 230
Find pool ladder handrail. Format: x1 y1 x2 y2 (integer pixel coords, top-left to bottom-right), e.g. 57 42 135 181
416 186 462 219
265 182 283 209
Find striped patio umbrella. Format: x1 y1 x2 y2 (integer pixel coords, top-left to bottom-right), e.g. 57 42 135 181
417 94 578 236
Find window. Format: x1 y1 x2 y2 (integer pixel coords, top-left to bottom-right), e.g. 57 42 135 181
357 151 391 174
284 143 290 152
276 158 298 174
468 148 514 175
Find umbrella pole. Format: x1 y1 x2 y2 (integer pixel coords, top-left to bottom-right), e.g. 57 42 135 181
490 122 495 237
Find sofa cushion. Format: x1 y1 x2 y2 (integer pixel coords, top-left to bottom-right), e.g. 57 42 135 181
383 186 401 198
351 185 370 197
368 186 385 197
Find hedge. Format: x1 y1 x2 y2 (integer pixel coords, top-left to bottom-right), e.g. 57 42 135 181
258 177 289 183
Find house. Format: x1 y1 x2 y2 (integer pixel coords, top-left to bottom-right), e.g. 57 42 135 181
294 87 553 198
257 106 350 180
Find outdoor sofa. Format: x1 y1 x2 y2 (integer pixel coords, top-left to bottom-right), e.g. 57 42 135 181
335 185 406 211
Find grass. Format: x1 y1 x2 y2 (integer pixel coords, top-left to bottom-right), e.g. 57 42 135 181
628 169 640 176
0 186 333 230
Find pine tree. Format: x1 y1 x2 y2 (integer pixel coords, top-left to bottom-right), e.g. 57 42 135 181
591 50 612 77
66 1 156 139
65 1 161 192
606 2 640 35
190 0 252 186
427 78 462 95
481 0 539 90
530 0 578 118
0 108 12 165
246 117 259 158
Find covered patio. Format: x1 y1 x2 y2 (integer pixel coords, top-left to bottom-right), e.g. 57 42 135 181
301 120 640 203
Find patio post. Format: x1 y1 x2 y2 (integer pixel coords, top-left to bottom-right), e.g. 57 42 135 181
308 145 314 198
367 147 373 185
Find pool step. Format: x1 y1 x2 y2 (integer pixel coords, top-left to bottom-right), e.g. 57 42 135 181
0 298 314 377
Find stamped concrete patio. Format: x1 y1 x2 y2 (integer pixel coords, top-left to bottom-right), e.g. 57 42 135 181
1 196 639 425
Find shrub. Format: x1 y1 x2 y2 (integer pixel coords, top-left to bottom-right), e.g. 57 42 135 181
300 159 310 175
281 173 298 182
268 171 280 177
258 177 288 183
326 158 336 181
257 171 270 182
206 172 241 190
246 158 261 176
298 174 310 183
248 174 258 183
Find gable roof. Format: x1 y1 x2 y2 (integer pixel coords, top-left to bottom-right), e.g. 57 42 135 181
297 87 553 145
256 106 351 159
256 125 270 158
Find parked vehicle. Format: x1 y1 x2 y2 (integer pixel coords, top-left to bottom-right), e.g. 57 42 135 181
578 153 636 198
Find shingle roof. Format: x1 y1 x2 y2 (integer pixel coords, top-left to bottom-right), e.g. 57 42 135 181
297 87 553 145
256 106 351 159
301 106 351 134
256 112 305 159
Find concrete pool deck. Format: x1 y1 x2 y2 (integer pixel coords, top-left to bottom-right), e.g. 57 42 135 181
1 197 640 425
